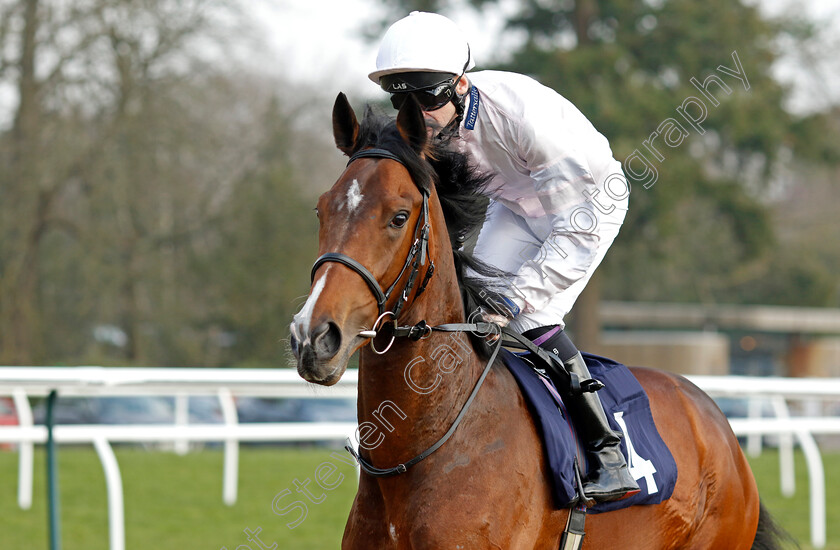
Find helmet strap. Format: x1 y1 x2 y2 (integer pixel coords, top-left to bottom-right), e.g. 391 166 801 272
435 46 471 143
435 86 467 142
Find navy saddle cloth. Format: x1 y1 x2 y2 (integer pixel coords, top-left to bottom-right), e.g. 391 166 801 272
501 349 678 513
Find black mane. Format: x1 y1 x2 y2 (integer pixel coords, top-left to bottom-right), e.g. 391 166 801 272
351 106 512 356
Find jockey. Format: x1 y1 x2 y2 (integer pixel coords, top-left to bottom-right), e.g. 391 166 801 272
369 12 637 503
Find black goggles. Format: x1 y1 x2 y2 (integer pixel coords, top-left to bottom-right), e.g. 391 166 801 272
389 79 456 111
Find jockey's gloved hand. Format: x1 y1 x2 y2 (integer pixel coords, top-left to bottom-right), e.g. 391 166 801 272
482 312 510 327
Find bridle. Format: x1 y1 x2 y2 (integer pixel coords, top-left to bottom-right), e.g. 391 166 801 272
307 146 569 479
310 147 436 354
307 146 497 478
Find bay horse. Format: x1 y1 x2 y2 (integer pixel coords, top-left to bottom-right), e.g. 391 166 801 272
290 93 787 549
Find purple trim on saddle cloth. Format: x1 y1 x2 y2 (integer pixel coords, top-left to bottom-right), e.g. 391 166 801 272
500 349 678 513
539 376 588 479
530 325 562 347
539 375 564 406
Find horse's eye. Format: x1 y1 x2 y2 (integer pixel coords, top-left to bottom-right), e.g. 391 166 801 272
390 212 409 228
314 208 320 218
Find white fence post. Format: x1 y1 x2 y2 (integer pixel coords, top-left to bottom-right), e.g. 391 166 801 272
747 397 764 457
796 429 826 549
218 388 239 506
770 396 796 497
12 388 33 510
174 393 189 455
93 437 125 550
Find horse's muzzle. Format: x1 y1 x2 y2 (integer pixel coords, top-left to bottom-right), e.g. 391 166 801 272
291 320 343 384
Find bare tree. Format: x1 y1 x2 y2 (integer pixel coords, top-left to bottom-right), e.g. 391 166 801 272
0 0 251 364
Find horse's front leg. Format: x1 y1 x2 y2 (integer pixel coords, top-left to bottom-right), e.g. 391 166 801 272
342 483 396 549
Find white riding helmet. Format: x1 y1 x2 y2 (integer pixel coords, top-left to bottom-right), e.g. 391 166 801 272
369 11 475 85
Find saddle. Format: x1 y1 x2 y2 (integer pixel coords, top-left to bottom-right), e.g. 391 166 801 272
499 347 678 514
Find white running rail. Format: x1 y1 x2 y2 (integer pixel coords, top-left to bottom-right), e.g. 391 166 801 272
0 368 838 549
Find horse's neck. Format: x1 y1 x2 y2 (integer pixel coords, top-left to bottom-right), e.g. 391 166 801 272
356 279 484 465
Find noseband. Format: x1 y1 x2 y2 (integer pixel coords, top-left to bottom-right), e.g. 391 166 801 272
310 148 436 332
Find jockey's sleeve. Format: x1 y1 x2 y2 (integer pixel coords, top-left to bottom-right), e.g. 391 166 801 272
504 112 609 315
504 205 601 316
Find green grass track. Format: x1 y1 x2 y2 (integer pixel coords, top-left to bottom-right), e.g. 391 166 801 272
0 446 837 549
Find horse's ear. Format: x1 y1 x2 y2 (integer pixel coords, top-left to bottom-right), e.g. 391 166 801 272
333 92 359 156
396 94 429 155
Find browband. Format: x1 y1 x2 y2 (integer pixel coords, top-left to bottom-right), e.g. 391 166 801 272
347 148 407 167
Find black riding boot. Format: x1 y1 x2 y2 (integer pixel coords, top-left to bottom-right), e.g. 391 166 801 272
524 326 639 503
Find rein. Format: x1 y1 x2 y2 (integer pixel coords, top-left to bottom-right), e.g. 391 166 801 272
347 322 503 478
344 324 573 478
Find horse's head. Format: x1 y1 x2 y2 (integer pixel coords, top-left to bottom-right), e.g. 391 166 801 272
290 93 441 385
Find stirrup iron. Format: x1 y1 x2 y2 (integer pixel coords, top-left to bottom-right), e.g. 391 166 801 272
566 370 605 396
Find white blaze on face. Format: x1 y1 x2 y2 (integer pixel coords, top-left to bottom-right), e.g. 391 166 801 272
292 265 330 345
346 179 364 213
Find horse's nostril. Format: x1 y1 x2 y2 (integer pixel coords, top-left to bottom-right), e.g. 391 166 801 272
290 333 300 358
311 321 341 360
